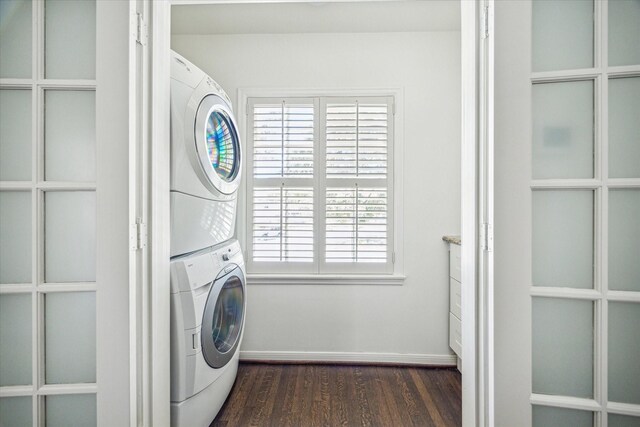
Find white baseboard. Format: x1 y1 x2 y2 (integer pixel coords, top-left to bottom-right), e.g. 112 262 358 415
239 350 457 366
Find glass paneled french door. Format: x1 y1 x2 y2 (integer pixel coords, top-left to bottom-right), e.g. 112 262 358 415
0 0 97 425
531 0 640 424
495 0 640 425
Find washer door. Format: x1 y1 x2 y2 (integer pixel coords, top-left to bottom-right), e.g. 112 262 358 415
194 94 242 195
201 268 245 368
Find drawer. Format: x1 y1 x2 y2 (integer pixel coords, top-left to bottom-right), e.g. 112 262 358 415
450 278 462 320
449 312 462 357
449 244 461 282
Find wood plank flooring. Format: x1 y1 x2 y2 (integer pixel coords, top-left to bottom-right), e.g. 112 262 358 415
211 363 461 427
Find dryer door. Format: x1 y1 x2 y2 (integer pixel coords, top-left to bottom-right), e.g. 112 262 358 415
201 267 245 368
194 94 242 195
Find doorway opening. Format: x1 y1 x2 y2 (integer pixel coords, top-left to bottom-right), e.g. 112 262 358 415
147 1 485 425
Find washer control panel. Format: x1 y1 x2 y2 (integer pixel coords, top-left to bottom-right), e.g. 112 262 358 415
214 240 241 266
171 239 243 294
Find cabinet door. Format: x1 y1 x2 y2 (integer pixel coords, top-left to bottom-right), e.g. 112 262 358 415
449 244 461 282
450 278 462 319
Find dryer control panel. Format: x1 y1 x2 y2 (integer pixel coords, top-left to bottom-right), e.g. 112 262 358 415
206 76 231 106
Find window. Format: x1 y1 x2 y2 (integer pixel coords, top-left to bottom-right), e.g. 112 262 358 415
246 95 395 275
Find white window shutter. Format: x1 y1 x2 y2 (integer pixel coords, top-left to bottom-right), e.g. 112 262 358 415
247 95 393 274
252 187 314 262
323 98 392 271
252 102 314 178
249 99 316 269
325 187 388 263
326 102 388 178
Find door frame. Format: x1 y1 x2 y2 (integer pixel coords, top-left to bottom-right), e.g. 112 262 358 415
476 1 495 425
461 0 479 425
98 0 173 426
147 1 489 426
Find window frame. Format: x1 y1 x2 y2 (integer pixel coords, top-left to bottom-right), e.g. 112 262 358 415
239 88 404 281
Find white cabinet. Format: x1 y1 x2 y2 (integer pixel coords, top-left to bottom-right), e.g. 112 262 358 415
445 240 462 371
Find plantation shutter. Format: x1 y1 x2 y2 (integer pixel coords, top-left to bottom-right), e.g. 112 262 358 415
325 102 388 179
248 99 317 273
322 97 393 273
247 95 393 274
252 102 314 178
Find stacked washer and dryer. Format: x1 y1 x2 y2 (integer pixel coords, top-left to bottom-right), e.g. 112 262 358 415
169 51 246 426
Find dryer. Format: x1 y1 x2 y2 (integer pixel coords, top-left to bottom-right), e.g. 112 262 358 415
170 50 242 257
170 239 246 426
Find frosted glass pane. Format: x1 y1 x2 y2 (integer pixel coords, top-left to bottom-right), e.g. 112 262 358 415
532 81 594 179
533 190 594 288
532 406 593 427
0 89 31 181
45 292 96 384
609 302 640 404
0 396 32 427
532 0 593 72
0 191 31 284
45 91 96 182
0 0 31 78
46 394 96 427
609 77 640 178
0 294 31 386
45 191 96 282
45 0 96 79
609 414 640 427
532 298 593 397
609 0 640 66
609 190 640 291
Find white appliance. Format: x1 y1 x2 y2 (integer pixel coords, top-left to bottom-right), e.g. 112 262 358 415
170 50 242 257
170 239 246 426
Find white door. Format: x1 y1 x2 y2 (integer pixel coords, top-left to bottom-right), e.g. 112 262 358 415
0 1 137 425
494 1 640 425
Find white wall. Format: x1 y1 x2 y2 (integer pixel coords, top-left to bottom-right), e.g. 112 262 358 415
172 31 461 360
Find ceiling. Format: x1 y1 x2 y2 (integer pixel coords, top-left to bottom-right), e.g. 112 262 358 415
171 1 461 35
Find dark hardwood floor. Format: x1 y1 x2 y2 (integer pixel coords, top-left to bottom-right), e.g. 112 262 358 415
211 363 462 427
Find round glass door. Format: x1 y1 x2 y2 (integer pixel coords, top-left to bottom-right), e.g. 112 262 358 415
205 110 239 182
201 272 245 368
193 93 242 195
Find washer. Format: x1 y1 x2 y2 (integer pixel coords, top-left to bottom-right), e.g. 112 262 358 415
170 50 242 257
170 239 246 426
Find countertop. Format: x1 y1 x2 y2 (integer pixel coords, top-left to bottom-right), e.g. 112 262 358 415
442 235 461 245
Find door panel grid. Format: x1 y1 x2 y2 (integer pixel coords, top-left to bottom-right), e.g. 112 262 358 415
0 1 97 425
530 1 640 425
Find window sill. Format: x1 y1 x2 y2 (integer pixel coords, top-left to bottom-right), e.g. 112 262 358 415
246 273 406 286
